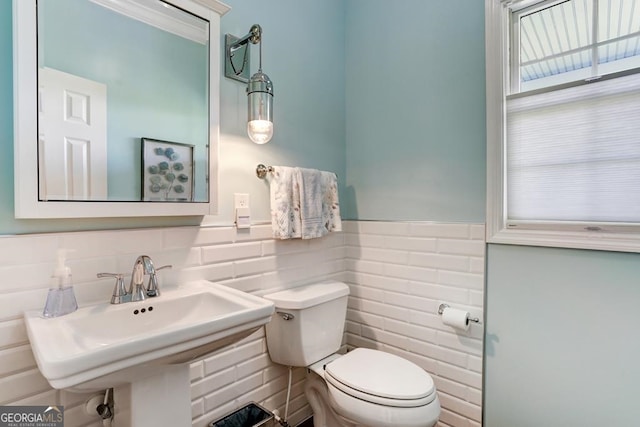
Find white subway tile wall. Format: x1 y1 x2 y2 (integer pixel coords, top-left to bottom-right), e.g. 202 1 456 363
0 224 342 427
344 222 485 427
0 220 484 427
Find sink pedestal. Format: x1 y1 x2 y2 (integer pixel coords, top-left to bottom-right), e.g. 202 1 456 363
113 364 191 427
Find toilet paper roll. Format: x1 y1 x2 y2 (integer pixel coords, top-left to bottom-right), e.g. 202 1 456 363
441 307 470 331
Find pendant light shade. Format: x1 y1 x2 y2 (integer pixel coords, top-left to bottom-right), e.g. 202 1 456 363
247 71 273 144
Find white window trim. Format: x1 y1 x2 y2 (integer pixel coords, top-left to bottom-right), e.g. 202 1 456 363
485 0 640 253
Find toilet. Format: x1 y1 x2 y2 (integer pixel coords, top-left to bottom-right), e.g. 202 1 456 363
263 281 440 427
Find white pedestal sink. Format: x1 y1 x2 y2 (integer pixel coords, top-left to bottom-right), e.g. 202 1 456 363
24 280 275 427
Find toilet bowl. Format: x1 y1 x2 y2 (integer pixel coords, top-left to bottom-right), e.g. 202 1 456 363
263 281 440 427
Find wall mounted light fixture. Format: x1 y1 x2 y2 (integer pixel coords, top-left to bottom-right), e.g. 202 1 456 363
225 24 274 144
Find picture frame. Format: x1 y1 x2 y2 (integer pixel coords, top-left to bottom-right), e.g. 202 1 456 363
141 138 194 201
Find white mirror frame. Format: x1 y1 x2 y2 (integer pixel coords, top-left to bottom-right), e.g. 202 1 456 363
13 0 229 218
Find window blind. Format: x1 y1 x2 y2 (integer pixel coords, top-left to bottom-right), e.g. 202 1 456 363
506 72 640 223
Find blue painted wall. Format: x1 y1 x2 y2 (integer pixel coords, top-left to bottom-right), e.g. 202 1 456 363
485 244 640 426
0 1 13 228
2 0 483 232
217 0 346 224
344 0 486 222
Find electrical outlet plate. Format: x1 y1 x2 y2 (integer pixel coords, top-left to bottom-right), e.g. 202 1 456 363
234 193 249 209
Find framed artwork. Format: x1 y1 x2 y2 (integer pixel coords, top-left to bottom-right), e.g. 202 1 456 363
141 138 194 201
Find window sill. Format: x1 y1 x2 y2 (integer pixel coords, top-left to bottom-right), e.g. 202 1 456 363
487 226 640 253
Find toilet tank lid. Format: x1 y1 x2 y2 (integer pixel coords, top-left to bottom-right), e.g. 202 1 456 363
263 281 349 309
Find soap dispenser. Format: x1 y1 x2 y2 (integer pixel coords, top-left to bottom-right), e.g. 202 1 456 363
42 249 78 318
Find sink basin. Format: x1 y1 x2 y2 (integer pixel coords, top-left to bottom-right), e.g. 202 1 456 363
24 280 275 392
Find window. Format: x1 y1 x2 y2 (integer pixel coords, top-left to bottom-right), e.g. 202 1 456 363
486 0 640 252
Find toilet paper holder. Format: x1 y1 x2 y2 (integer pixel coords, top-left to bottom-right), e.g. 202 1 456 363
438 303 480 324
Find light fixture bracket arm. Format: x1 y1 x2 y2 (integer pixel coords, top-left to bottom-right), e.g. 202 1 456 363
225 24 263 83
231 24 262 49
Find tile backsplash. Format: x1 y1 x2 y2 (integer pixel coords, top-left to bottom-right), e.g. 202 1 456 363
0 220 483 427
343 221 484 427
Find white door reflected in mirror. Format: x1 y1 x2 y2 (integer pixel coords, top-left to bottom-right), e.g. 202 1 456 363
39 67 108 201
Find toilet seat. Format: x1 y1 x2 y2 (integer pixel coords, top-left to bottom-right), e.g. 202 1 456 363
324 348 436 407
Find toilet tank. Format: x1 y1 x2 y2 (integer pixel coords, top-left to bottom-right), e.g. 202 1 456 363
263 281 349 367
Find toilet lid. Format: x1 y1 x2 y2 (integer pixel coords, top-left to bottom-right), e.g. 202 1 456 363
325 348 435 402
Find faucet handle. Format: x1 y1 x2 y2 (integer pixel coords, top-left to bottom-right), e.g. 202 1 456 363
97 272 128 304
130 263 146 302
146 265 172 297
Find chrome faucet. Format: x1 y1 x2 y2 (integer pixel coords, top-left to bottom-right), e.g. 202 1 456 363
129 255 172 300
97 255 171 304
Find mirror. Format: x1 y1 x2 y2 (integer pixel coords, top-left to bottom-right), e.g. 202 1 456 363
13 0 229 218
